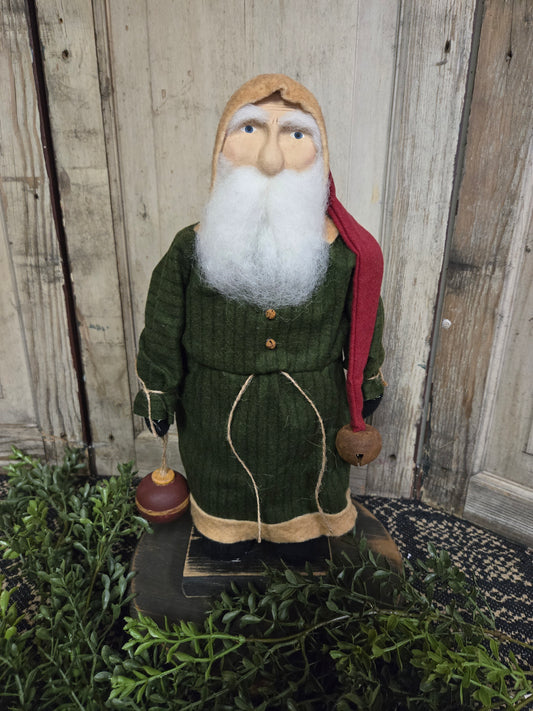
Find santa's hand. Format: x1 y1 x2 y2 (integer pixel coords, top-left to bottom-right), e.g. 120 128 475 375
336 424 382 466
144 418 169 438
362 395 382 419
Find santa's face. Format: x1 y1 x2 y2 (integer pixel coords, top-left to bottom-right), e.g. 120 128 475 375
196 96 328 309
222 96 319 174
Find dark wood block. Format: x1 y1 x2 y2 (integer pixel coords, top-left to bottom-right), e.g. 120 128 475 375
182 528 332 597
130 500 401 625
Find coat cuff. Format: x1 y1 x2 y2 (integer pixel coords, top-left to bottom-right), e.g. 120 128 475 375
133 389 176 424
362 369 387 401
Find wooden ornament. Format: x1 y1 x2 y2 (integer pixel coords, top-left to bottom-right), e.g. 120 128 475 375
136 468 190 524
336 424 382 466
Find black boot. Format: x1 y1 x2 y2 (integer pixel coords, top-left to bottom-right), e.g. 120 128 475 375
198 534 256 562
266 536 329 565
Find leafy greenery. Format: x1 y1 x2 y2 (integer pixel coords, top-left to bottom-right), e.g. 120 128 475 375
0 447 150 710
109 545 532 710
0 448 532 710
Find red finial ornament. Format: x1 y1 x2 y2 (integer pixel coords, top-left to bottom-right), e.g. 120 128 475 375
136 466 189 524
135 431 190 523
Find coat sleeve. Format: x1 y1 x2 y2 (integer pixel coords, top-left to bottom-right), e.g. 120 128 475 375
133 229 193 424
361 297 386 401
343 296 386 403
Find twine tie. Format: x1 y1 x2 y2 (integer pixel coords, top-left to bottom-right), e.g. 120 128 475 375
135 360 172 481
226 371 333 542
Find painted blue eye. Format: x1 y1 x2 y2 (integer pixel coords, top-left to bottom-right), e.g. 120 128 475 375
242 124 255 133
292 130 304 139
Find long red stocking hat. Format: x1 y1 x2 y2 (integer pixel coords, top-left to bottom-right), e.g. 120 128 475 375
327 174 384 432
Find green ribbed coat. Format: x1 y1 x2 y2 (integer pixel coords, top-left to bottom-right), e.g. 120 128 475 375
134 225 384 542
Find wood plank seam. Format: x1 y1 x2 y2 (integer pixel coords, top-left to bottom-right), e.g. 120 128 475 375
414 0 485 496
26 0 92 464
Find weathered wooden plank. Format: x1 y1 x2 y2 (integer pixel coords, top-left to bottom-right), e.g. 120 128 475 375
0 181 35 427
0 0 81 461
424 0 533 512
475 143 532 487
368 0 477 497
35 0 135 473
91 1 140 435
107 0 250 343
144 0 248 246
0 425 45 470
342 1 400 238
101 0 163 352
527 419 533 457
349 467 366 496
464 472 533 548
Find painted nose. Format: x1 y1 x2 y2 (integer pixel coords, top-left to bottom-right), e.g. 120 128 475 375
257 132 284 176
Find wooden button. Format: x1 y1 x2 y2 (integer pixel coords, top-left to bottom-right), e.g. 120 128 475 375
265 309 276 320
265 338 277 350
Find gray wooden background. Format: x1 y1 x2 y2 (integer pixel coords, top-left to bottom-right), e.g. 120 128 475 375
1 0 531 545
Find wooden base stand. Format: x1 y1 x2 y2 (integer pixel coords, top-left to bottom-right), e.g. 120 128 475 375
131 499 401 624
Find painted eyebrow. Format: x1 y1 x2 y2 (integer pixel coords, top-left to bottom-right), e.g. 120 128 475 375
278 110 322 150
226 104 322 151
226 104 269 133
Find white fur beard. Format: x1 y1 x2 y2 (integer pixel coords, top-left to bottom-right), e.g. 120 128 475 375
196 157 330 309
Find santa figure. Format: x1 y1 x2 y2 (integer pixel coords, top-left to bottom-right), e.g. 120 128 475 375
134 74 385 551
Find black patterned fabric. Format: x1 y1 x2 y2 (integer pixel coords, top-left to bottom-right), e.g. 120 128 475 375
0 476 39 627
360 496 532 668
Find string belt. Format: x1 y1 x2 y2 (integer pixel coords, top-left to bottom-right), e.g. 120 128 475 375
226 371 333 542
280 371 332 535
226 375 261 540
136 358 334 533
